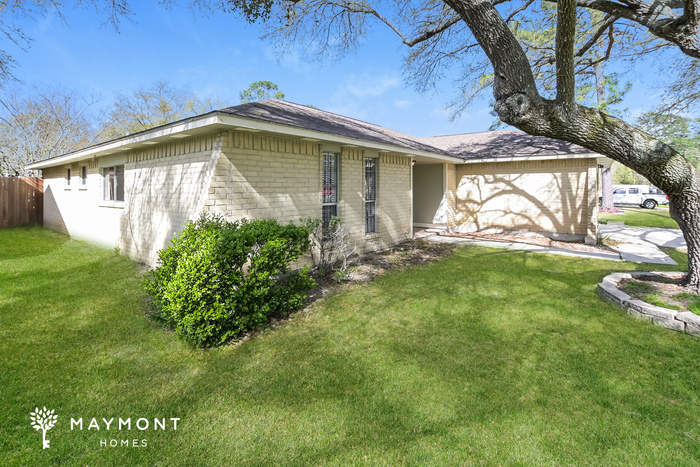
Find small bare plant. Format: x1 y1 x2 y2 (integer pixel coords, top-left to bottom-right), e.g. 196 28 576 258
303 217 356 275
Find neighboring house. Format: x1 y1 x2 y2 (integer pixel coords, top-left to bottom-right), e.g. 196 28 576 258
27 100 602 266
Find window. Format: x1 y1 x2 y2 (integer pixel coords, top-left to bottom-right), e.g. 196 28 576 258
66 168 71 186
80 166 87 186
322 152 338 227
103 165 124 202
364 157 377 234
613 188 626 194
629 188 639 194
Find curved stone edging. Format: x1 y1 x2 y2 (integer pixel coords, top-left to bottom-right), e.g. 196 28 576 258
597 272 700 336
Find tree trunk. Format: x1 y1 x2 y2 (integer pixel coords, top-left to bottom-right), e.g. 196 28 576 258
445 0 700 289
601 168 614 210
670 192 700 290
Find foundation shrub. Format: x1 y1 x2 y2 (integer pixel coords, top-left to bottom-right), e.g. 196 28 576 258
144 214 314 347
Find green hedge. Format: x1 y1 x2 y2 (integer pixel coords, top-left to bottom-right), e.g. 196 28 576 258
144 214 315 347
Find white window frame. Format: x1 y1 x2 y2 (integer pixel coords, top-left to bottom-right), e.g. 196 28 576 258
65 168 71 187
80 166 88 187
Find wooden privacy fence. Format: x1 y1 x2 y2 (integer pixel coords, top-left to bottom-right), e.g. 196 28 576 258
0 177 43 228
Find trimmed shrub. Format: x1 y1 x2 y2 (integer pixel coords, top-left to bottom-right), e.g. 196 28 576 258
144 214 315 347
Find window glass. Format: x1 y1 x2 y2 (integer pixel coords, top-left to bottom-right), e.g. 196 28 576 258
81 166 87 185
629 188 639 194
103 165 125 202
322 153 338 228
116 165 124 201
322 153 337 204
66 168 71 186
365 158 377 233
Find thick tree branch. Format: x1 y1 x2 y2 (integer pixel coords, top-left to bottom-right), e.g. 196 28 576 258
556 0 578 112
442 0 539 101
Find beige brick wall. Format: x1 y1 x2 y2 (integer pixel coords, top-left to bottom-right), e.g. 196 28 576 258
445 163 457 227
42 129 413 266
119 134 220 265
206 131 412 255
451 158 597 239
42 134 220 265
204 131 321 223
339 147 365 248
376 152 412 249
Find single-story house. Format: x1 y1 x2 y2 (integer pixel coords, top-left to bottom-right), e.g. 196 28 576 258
27 100 602 266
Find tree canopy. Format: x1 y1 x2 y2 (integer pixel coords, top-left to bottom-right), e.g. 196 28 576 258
104 80 224 139
239 81 286 104
0 86 104 176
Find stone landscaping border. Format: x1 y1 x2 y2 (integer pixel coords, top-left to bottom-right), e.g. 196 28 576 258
597 272 700 336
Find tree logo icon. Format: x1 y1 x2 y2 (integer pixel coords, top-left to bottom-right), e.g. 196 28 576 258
30 407 58 449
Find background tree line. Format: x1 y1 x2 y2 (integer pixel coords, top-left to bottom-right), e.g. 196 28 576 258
0 80 284 176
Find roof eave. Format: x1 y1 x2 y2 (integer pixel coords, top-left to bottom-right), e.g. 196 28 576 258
27 111 463 170
26 112 224 169
457 152 601 164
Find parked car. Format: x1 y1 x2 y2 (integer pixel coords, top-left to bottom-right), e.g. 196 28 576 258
612 185 669 209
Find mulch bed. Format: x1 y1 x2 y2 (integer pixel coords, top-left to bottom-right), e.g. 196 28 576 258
307 239 457 297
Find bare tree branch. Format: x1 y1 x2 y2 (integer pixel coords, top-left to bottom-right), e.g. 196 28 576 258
575 14 618 56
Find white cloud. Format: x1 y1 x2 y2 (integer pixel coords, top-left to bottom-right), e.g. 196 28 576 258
344 73 400 97
394 99 413 109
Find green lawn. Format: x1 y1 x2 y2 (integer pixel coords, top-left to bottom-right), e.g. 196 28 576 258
600 207 680 229
1 227 699 465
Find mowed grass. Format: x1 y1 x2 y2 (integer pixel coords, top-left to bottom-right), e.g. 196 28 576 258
601 207 680 229
1 226 699 465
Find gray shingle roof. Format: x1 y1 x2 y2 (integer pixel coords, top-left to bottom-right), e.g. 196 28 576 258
218 100 450 155
220 101 593 160
420 130 593 160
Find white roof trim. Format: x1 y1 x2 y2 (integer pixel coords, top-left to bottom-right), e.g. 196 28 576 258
27 114 223 169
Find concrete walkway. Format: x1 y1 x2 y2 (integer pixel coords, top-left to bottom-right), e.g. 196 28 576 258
429 235 622 262
600 224 685 266
428 225 686 265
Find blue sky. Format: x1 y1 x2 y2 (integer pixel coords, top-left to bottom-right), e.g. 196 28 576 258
4 2 667 137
